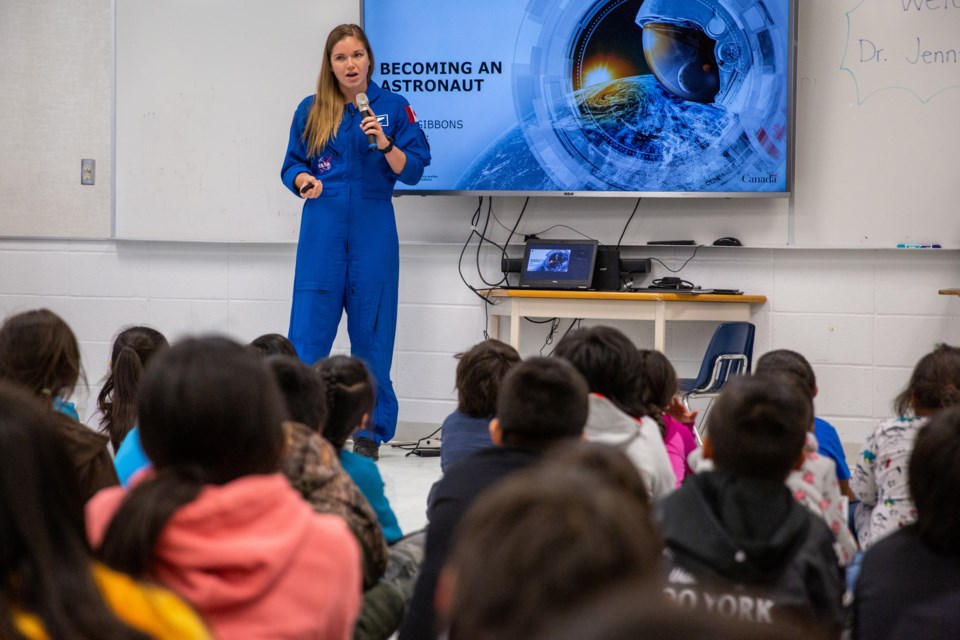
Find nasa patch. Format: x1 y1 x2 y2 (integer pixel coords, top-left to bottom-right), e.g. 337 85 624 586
316 155 332 174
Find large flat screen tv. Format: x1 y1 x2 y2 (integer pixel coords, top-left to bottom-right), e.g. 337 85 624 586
361 0 795 197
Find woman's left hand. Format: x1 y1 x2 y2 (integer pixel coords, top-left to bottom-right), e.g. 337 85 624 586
360 113 390 150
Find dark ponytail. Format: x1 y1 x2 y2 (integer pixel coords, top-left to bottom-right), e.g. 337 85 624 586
95 337 286 579
636 349 679 438
98 467 204 578
315 356 376 451
97 327 168 450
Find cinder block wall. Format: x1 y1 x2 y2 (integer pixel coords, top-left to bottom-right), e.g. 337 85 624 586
1 238 958 466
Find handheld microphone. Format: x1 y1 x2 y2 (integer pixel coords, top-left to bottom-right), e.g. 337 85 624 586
355 93 378 150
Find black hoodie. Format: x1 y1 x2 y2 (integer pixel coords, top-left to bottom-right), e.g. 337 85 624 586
658 471 844 634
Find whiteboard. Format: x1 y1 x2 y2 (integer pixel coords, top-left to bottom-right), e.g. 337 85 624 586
793 0 960 247
109 0 960 248
114 0 354 241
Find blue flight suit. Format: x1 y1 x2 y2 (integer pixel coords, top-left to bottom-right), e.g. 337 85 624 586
281 82 430 444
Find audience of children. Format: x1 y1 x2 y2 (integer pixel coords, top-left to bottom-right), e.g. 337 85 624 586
553 326 676 498
0 381 211 640
5 301 960 640
852 343 960 549
658 375 845 635
0 308 118 500
438 445 663 640
853 406 960 640
399 357 590 640
317 355 404 544
636 348 699 486
753 350 858 566
439 338 520 473
96 327 169 486
85 337 362 639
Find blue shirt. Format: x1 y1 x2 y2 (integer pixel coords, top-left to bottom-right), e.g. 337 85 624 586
439 411 494 474
340 449 403 544
814 417 851 481
113 426 150 487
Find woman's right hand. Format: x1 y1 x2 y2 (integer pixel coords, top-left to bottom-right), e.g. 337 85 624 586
294 173 323 199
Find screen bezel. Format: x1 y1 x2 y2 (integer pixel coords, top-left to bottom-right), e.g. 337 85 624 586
518 239 600 289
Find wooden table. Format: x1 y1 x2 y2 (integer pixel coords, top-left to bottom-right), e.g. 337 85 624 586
939 289 960 296
484 289 768 352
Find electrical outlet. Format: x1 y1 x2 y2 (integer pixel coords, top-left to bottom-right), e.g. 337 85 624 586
81 159 95 185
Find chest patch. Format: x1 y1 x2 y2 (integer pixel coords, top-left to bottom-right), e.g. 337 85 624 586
377 114 389 128
316 155 332 174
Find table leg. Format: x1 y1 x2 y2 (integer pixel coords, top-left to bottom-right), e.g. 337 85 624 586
488 312 500 342
654 301 666 352
509 306 521 350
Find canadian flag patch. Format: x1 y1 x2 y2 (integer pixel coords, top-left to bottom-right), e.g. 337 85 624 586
404 105 418 123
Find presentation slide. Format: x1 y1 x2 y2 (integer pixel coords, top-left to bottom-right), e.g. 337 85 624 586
364 0 791 194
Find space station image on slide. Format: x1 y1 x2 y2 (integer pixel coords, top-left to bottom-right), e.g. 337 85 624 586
455 0 790 193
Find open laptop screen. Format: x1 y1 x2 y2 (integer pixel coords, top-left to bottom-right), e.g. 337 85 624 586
519 239 599 290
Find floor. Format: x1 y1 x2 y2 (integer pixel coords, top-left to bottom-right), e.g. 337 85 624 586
377 427 445 534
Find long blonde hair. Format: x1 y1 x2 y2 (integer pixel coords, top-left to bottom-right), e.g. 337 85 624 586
304 24 375 157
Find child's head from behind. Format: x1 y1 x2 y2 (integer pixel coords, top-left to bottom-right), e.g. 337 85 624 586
636 349 678 414
455 339 520 418
554 326 644 417
0 381 147 637
495 357 588 451
97 326 169 449
138 336 286 481
707 375 810 482
896 344 960 417
444 464 662 640
266 355 327 432
754 349 816 402
248 333 298 359
909 406 960 555
315 355 375 451
0 309 82 401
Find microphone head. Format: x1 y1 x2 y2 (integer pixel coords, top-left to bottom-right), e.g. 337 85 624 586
356 92 370 111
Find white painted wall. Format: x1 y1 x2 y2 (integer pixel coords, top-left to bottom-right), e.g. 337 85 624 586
1 237 957 464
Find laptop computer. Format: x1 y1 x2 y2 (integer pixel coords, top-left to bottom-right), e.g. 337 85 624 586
518 239 599 290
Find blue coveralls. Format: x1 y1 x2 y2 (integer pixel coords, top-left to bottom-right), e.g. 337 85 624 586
281 82 431 444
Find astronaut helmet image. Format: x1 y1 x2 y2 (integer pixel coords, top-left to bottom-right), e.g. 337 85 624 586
635 0 789 109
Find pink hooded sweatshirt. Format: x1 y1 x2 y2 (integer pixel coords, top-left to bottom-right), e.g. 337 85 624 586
87 474 361 640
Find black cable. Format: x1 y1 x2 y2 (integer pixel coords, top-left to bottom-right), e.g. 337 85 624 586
499 197 529 284
540 317 562 356
457 196 498 305
616 197 643 250
524 223 599 243
649 244 704 274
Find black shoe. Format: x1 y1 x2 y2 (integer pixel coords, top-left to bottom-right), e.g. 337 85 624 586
353 436 380 461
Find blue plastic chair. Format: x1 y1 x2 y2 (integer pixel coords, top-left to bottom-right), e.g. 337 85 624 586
678 322 755 444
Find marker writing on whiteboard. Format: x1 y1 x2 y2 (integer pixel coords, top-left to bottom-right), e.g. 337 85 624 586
896 243 941 249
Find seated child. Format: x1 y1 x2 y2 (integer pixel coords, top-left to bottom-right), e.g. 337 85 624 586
853 344 960 549
266 355 387 591
658 376 844 635
95 326 169 485
439 451 663 640
854 406 960 640
0 308 118 500
637 349 699 487
0 381 210 639
752 350 853 499
754 352 858 567
316 355 403 544
553 326 675 499
440 339 520 473
399 357 590 640
86 337 362 639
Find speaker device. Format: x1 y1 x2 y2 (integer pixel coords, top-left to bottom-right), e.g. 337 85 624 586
593 247 622 291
